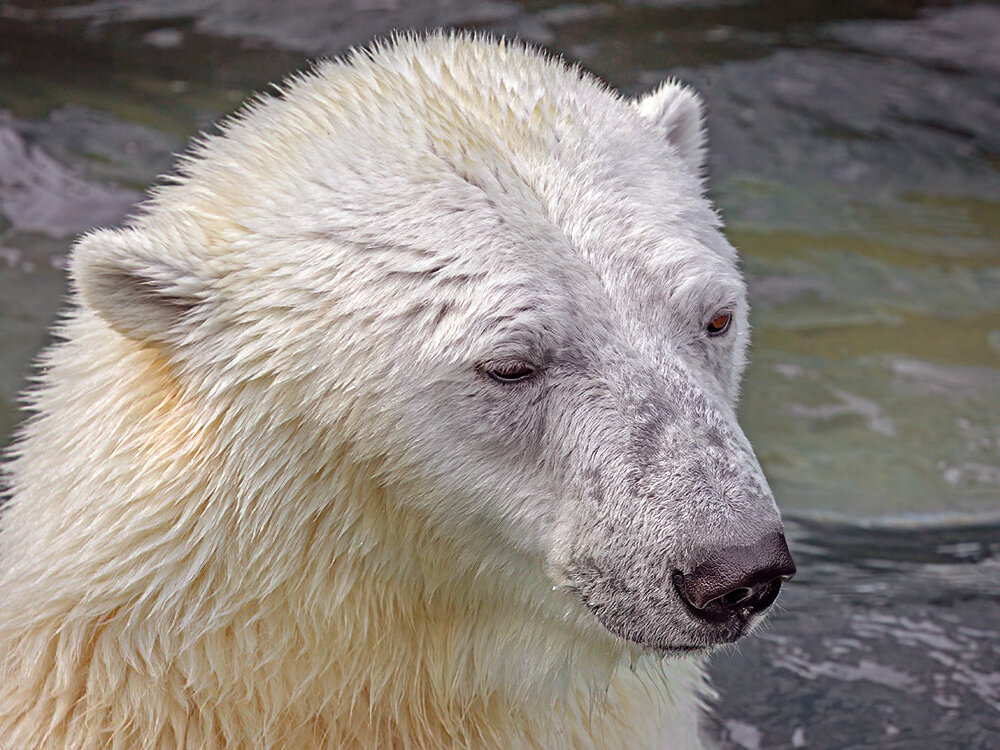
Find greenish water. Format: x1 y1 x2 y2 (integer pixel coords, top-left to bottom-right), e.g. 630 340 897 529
1 2 998 747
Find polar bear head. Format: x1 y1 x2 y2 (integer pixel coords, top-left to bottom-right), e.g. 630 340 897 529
72 35 793 655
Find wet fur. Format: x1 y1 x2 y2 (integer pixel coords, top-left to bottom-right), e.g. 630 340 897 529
0 34 781 748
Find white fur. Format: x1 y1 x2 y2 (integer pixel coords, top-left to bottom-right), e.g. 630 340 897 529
634 80 707 176
0 33 781 748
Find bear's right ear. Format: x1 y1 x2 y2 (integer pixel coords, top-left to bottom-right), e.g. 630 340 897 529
633 80 707 176
71 227 212 347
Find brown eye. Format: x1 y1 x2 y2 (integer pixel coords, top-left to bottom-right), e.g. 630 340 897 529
706 311 733 336
485 361 537 383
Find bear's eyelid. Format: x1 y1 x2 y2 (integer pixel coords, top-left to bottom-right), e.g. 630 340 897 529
479 358 540 384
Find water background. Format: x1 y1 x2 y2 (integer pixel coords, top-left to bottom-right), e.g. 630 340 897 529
1 1 997 747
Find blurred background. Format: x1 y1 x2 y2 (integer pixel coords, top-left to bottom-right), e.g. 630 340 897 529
0 1 997 747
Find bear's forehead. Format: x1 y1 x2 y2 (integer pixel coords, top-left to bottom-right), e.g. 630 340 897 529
148 35 737 319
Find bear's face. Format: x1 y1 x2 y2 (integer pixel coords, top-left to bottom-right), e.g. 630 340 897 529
72 37 791 655
373 190 783 653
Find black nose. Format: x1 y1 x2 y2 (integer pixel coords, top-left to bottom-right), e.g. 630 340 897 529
673 532 796 623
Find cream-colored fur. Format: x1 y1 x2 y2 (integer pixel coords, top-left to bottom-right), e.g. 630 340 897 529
0 317 707 747
0 34 754 748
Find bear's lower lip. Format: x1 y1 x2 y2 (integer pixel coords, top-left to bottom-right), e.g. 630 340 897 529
627 625 749 653
609 627 748 654
580 600 753 652
648 642 708 654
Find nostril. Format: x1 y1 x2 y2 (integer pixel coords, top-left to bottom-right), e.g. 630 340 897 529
719 586 753 607
677 575 783 619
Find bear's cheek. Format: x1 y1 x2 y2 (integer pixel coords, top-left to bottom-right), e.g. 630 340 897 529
353 383 559 553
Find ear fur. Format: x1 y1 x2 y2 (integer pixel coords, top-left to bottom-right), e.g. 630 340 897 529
634 80 707 175
71 227 211 346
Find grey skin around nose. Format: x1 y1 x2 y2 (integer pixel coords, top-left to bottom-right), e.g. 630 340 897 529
672 532 796 624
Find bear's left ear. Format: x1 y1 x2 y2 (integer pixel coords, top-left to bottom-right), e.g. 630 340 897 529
71 226 213 349
633 80 707 175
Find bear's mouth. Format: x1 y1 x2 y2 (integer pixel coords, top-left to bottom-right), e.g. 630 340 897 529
583 600 753 653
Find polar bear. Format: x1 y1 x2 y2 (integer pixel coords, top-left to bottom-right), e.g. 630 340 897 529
0 34 794 749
